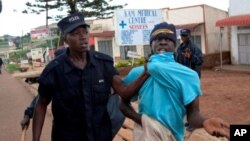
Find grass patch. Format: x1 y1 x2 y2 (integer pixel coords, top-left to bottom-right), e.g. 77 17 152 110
6 64 20 74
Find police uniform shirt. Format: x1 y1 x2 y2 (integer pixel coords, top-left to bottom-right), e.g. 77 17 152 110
38 48 118 141
176 40 203 76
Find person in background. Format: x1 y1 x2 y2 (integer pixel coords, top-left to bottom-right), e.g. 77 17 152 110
21 46 90 131
0 57 3 74
20 47 67 130
21 46 68 130
32 12 149 141
20 96 39 130
21 93 124 138
176 29 203 78
176 29 204 131
120 22 229 141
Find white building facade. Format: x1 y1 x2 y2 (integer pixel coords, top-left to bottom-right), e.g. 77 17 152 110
165 5 229 55
90 5 229 62
216 0 250 65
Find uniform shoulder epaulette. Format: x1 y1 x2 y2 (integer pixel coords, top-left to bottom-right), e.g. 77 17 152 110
41 59 60 76
93 51 114 62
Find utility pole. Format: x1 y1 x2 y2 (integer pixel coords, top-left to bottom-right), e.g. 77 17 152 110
21 30 23 58
0 0 2 13
46 0 48 28
219 27 224 69
74 0 78 11
45 0 53 50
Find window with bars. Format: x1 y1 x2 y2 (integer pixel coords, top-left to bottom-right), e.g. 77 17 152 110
143 45 152 57
191 35 202 50
97 40 113 57
120 46 136 60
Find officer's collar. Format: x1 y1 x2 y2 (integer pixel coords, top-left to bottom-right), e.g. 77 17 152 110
88 51 97 67
63 49 97 74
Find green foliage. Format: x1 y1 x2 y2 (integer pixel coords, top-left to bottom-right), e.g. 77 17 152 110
8 49 30 63
13 37 21 49
0 34 30 48
22 0 127 20
133 57 145 66
0 40 8 48
115 57 145 68
22 33 31 45
3 35 9 42
6 64 21 74
115 60 130 68
30 37 58 49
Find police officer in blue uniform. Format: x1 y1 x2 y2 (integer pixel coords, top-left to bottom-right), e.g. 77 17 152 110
32 12 149 141
176 29 203 78
21 48 67 131
0 57 3 74
21 96 38 130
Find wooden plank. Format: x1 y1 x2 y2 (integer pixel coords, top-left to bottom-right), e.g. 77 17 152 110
131 102 138 112
12 70 41 78
113 135 124 141
122 118 134 130
117 101 138 141
12 66 44 79
117 127 133 141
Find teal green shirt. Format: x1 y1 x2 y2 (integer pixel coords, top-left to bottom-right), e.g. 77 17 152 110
123 52 201 141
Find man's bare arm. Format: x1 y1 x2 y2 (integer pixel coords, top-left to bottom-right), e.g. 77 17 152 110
112 70 149 100
32 96 50 141
119 99 142 125
186 98 206 128
187 98 230 139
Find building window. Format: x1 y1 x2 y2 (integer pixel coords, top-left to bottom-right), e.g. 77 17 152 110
177 35 201 51
191 35 202 50
143 45 152 57
176 39 181 47
238 26 250 30
97 40 113 57
120 46 136 60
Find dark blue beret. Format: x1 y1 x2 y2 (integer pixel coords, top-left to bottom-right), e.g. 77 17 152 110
150 22 177 45
180 29 191 36
57 12 89 34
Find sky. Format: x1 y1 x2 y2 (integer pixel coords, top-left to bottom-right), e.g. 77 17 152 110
0 0 229 37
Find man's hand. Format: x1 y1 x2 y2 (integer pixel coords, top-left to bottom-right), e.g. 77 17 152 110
20 115 30 130
143 57 150 74
203 118 230 139
184 48 192 59
120 99 142 125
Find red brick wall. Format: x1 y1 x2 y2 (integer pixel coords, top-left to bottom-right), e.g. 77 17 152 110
117 67 133 77
202 51 231 69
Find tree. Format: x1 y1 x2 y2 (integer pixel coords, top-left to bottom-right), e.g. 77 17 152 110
3 35 9 42
22 0 127 47
0 0 2 13
13 37 21 49
22 0 127 20
22 0 126 47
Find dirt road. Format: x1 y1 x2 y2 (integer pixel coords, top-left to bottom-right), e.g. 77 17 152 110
1 68 249 141
0 69 52 141
117 69 250 141
200 69 250 124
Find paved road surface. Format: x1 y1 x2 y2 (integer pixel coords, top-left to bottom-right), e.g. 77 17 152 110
0 69 52 141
